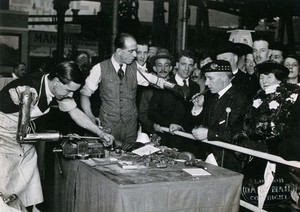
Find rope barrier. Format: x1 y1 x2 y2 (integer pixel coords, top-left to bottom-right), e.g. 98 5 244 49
160 127 300 169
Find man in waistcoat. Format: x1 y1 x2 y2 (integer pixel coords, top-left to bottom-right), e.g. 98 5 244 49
80 33 170 143
0 61 114 211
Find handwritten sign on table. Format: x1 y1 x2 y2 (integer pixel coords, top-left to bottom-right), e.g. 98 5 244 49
132 145 160 156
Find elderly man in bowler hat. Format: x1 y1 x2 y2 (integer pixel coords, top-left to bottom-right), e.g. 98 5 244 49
138 48 175 134
192 60 248 171
215 41 252 101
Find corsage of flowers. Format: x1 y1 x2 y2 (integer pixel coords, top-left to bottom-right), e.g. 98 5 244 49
244 83 300 140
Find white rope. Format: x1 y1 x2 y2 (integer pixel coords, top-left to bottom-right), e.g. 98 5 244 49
160 127 300 169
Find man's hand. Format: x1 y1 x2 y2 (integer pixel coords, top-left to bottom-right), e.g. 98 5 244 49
9 86 38 106
169 124 184 134
100 133 114 147
191 94 204 107
153 123 163 133
192 127 208 140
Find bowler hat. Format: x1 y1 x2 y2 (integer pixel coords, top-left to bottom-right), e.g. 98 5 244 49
215 41 252 57
149 48 175 67
202 60 232 73
234 43 253 56
255 60 289 81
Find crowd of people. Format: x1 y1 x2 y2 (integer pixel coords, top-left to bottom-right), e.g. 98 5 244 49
0 32 299 211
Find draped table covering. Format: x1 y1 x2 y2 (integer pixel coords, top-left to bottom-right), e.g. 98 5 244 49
53 155 243 212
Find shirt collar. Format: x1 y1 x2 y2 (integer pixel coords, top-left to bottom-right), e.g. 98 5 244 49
232 68 239 75
111 55 126 72
136 62 148 72
175 74 189 86
218 83 232 98
44 74 54 103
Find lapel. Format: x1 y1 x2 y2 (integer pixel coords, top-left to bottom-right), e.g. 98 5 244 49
209 87 235 125
37 78 49 112
170 76 177 84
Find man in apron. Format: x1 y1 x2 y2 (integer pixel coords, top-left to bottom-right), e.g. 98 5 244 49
0 61 114 211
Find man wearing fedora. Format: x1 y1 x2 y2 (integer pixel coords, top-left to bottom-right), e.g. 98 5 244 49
138 48 175 135
148 50 201 155
192 60 248 171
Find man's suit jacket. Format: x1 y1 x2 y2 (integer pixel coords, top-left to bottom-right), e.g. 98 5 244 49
148 76 199 132
148 76 202 156
232 69 248 96
197 85 248 143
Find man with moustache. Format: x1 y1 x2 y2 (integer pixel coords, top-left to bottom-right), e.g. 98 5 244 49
269 41 284 64
192 60 248 171
252 38 270 64
80 33 171 144
138 48 175 135
148 50 201 155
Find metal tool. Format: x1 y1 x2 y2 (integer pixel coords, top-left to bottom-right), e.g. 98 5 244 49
189 88 209 102
21 132 104 143
17 86 33 142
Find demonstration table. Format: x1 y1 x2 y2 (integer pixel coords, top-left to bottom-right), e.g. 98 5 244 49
53 155 243 212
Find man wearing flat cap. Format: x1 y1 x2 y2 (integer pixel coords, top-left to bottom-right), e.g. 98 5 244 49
192 60 248 171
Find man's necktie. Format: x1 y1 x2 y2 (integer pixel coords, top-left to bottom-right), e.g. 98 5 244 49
118 64 124 80
182 79 190 100
208 94 219 124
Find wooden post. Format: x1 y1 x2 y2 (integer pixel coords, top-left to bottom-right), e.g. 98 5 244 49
53 0 70 63
169 0 178 54
111 0 119 52
177 0 189 52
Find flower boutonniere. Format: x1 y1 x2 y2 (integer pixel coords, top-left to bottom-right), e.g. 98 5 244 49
252 99 262 108
286 93 298 103
269 100 280 110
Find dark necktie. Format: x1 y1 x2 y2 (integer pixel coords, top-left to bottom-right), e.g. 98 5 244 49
208 93 220 124
182 79 190 101
118 64 124 80
37 82 49 112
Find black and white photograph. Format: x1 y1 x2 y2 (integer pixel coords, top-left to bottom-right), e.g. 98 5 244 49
0 0 299 211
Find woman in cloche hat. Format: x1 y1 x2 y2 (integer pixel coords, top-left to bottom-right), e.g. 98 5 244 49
237 60 300 161
235 61 300 211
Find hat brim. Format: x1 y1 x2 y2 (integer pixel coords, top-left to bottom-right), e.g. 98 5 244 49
255 62 289 79
234 43 253 56
149 55 175 67
215 42 252 57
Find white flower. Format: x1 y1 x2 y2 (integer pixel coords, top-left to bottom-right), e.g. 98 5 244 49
270 122 276 134
252 99 262 108
286 93 298 103
269 100 280 109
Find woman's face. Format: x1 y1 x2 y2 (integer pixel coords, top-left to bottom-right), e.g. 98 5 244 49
284 57 299 80
259 73 281 90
